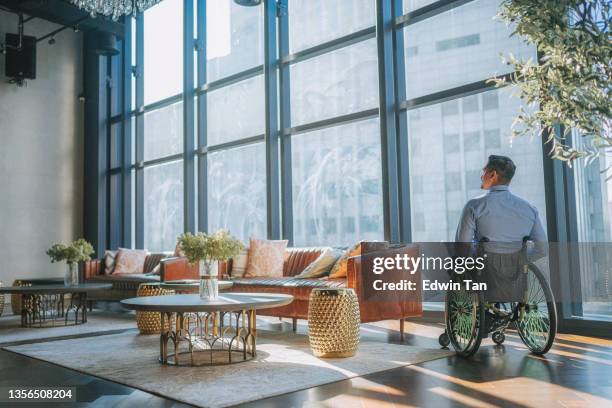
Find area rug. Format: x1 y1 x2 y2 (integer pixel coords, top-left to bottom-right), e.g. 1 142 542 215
5 330 452 407
0 312 136 346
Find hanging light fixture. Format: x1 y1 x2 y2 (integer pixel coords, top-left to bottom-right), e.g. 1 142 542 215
233 0 262 5
70 0 163 21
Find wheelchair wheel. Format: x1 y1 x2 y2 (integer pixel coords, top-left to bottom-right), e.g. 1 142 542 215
445 289 485 357
438 331 450 348
492 331 505 345
516 264 557 355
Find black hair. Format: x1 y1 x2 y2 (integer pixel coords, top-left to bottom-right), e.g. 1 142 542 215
486 155 516 182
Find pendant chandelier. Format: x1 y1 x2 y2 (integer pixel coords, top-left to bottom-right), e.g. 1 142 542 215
70 0 163 21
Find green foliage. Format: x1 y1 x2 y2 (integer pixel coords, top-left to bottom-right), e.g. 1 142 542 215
491 0 611 164
46 238 94 264
177 230 244 265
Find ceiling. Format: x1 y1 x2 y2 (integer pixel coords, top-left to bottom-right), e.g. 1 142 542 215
0 0 124 37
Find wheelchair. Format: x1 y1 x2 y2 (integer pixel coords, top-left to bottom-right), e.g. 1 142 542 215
438 238 557 357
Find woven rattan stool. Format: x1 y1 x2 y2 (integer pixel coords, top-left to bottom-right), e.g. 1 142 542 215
136 283 175 334
307 288 360 358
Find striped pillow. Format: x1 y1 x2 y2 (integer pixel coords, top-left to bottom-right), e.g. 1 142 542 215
230 249 249 278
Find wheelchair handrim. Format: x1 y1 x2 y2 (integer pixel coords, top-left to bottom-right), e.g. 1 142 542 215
516 265 557 354
446 290 481 354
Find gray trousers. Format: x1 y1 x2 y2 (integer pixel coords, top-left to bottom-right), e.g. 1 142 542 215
483 251 528 303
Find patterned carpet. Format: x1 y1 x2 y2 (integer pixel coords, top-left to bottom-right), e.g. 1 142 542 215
5 329 452 407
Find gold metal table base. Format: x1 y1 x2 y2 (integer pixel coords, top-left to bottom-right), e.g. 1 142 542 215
20 292 87 328
159 309 257 366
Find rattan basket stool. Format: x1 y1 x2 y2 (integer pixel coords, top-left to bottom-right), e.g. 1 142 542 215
136 283 175 334
307 288 360 358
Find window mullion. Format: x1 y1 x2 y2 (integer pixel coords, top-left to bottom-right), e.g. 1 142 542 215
183 0 196 233
197 0 207 232
135 12 145 249
376 0 401 242
264 0 281 240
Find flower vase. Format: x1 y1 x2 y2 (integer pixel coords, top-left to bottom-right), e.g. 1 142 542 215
199 261 219 300
64 262 78 286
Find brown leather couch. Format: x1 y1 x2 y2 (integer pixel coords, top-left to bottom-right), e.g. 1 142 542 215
168 242 422 340
81 253 199 302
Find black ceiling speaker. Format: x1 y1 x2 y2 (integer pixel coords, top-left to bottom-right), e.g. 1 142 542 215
5 33 37 79
96 32 119 56
234 0 262 6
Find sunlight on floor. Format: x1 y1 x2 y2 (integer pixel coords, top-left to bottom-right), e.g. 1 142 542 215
408 365 612 407
429 387 497 408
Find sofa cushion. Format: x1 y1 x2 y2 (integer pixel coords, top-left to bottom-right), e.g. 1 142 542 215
143 252 171 274
283 247 326 276
88 274 160 283
113 248 148 274
294 247 342 279
174 242 184 257
245 239 288 278
230 249 249 278
104 250 117 275
329 242 363 279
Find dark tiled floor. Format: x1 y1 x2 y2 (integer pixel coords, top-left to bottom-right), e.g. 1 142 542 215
0 316 610 407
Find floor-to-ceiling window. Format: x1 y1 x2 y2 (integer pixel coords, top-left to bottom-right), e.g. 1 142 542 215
140 0 184 251
287 0 384 247
104 0 609 330
203 1 266 242
120 0 548 248
398 0 546 242
570 131 612 319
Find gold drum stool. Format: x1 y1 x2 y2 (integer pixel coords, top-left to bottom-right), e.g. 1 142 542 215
308 288 360 358
136 283 175 334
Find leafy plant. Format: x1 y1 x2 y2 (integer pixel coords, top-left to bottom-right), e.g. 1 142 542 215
177 230 243 266
490 0 611 164
47 239 94 264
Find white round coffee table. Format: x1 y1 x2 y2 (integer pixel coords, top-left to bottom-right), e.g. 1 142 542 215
121 293 293 366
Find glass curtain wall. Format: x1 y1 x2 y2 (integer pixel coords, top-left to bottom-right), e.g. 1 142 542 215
140 0 184 252
204 1 266 242
108 0 609 327
399 0 546 242
571 131 612 319
287 0 384 247
120 0 548 249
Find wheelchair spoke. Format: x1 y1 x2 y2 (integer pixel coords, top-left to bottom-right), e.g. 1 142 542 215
517 267 555 353
447 290 479 353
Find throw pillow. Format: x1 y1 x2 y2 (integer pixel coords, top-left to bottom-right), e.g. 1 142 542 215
230 249 249 278
113 248 148 275
174 242 184 258
295 247 342 279
149 263 161 276
104 250 117 275
328 242 363 279
245 239 288 278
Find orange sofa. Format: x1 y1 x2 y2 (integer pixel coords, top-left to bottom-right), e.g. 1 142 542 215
81 253 198 302
162 242 422 340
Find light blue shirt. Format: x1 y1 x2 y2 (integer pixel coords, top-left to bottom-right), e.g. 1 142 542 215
455 185 547 260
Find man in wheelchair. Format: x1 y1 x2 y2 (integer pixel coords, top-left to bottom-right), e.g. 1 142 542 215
441 155 555 355
455 155 547 303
